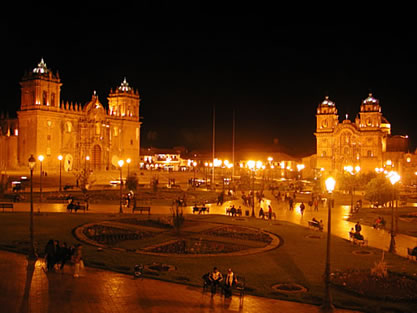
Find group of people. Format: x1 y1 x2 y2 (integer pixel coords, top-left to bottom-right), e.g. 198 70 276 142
226 205 242 216
258 205 275 220
203 267 238 298
310 217 324 230
349 221 365 241
373 216 386 229
44 239 83 278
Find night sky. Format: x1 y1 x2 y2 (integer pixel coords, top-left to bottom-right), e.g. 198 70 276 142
4 12 417 157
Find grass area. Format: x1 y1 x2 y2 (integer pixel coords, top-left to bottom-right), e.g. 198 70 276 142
348 206 417 238
0 212 417 313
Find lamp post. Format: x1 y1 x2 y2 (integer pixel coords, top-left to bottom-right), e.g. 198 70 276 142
28 155 37 260
321 176 336 312
247 160 256 217
118 159 124 213
388 171 400 254
38 155 44 207
58 155 63 192
126 158 131 178
193 161 197 190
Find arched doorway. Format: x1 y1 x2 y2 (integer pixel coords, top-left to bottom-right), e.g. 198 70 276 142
92 145 101 170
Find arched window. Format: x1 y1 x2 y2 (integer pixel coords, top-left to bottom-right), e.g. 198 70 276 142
43 91 47 105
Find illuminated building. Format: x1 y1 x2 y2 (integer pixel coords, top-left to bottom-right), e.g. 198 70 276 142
1 59 141 172
313 94 416 182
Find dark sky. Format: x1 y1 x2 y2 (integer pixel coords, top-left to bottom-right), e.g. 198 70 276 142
4 12 417 157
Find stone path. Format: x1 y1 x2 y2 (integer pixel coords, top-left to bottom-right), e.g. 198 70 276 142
0 250 360 313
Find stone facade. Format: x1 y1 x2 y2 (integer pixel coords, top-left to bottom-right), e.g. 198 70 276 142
315 94 415 181
3 59 141 172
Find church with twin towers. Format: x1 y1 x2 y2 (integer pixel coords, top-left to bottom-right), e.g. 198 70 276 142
0 59 141 173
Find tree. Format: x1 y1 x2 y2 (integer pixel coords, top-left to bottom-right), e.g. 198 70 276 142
126 173 138 192
364 177 394 207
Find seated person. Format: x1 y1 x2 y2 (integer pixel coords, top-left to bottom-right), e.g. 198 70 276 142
353 231 364 241
259 207 265 219
411 246 417 256
349 228 355 239
318 220 324 231
236 207 242 216
311 217 319 225
209 267 223 295
373 216 382 228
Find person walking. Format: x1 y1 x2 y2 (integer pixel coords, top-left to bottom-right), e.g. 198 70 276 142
300 202 305 216
44 239 56 272
268 205 273 220
72 244 83 278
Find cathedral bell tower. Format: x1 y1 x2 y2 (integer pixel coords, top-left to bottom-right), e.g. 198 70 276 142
358 93 382 130
19 59 62 110
107 78 140 120
316 96 338 132
315 96 339 172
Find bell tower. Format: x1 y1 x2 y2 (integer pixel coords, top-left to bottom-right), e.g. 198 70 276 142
358 93 382 130
107 78 140 119
316 96 339 132
315 96 339 172
19 59 62 110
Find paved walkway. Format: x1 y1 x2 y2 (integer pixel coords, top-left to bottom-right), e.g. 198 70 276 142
9 191 417 259
0 250 359 313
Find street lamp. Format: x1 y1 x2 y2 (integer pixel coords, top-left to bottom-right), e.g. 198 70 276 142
118 159 124 213
322 176 336 312
28 155 37 260
58 155 63 192
38 155 44 207
247 160 256 217
388 171 400 253
126 158 131 178
193 161 197 190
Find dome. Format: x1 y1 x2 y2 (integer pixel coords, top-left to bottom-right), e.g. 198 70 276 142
83 91 105 119
118 77 132 92
362 93 379 105
319 96 335 107
33 58 49 74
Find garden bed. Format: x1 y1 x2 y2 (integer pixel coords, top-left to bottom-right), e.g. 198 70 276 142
331 269 417 301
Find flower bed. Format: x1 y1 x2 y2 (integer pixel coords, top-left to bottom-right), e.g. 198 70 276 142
331 269 417 301
148 238 249 254
203 226 272 243
83 225 154 245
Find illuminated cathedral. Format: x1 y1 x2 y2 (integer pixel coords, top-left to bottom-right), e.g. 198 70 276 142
314 94 416 182
0 59 141 173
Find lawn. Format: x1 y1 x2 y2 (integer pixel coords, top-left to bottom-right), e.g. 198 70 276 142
0 212 416 313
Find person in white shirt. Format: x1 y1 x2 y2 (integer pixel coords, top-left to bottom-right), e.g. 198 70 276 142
224 268 237 298
209 267 223 295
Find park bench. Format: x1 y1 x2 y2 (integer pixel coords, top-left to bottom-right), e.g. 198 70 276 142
407 248 417 261
308 221 323 231
132 206 151 214
0 202 14 212
349 232 368 246
67 201 88 213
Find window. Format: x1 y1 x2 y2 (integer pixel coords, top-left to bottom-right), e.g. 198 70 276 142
43 91 47 105
65 122 72 133
367 150 373 157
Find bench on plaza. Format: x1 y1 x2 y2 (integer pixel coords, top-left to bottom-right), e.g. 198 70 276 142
349 232 368 246
67 201 88 213
407 248 417 261
0 202 14 212
308 220 323 231
132 206 151 214
193 205 209 214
